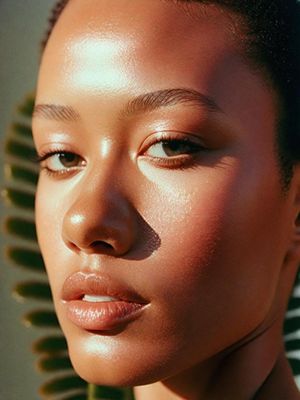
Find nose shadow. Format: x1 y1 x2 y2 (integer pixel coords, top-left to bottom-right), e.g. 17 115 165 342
123 211 161 261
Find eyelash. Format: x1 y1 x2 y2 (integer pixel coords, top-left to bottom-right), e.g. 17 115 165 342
34 135 206 177
33 149 81 178
142 135 204 169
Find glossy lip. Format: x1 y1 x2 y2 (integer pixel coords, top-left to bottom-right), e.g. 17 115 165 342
61 271 148 331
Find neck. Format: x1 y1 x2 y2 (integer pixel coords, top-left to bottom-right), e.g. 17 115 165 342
134 317 298 400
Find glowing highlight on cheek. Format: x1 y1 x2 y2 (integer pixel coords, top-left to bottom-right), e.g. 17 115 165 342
66 36 134 91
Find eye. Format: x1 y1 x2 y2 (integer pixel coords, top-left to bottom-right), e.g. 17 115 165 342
145 138 200 158
139 132 206 169
36 151 86 175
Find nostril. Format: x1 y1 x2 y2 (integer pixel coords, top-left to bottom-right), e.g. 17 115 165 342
91 241 114 251
68 242 80 252
66 240 114 254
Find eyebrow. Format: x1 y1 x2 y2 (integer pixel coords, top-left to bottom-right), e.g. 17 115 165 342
122 88 222 117
32 88 222 122
33 104 80 122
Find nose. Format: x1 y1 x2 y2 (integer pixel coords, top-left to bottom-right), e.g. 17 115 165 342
62 172 137 257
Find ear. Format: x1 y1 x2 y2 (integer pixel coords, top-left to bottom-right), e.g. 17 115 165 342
291 213 300 262
288 165 300 263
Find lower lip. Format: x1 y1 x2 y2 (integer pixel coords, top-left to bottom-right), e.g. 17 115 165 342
65 300 145 331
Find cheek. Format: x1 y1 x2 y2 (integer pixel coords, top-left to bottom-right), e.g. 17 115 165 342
35 179 69 297
137 161 287 335
34 155 290 385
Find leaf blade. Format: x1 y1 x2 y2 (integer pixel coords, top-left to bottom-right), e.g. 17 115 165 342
33 335 68 355
3 187 35 210
23 310 60 328
4 217 37 241
6 246 45 272
37 355 73 372
40 375 87 396
13 281 52 302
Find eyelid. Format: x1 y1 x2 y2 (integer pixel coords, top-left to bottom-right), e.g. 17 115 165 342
138 130 205 155
136 130 208 171
34 151 62 164
33 143 78 162
34 144 85 161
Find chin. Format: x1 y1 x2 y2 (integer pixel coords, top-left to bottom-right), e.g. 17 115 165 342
69 350 159 388
65 331 167 388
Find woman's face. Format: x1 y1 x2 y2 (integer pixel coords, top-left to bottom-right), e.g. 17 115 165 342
33 0 298 388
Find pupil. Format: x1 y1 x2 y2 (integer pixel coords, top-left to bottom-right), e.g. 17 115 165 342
162 141 190 156
59 153 77 166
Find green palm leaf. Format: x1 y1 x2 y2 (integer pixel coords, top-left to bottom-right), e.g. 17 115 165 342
23 309 60 328
6 246 46 273
5 163 39 185
13 281 52 302
40 375 87 396
37 355 73 372
4 216 37 241
3 187 35 209
33 335 68 355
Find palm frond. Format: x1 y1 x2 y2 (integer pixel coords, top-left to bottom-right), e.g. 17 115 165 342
6 246 46 273
13 281 52 302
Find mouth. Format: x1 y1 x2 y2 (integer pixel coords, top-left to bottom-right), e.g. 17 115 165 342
61 272 148 332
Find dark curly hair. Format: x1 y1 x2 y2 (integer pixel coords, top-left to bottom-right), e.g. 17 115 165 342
41 0 300 189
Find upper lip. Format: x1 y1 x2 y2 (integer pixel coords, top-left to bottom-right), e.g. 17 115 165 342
61 271 148 304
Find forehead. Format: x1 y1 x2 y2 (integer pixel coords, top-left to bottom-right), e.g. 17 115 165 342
40 0 244 94
45 0 240 53
36 0 277 150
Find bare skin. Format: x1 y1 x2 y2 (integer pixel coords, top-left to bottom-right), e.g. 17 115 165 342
32 0 300 399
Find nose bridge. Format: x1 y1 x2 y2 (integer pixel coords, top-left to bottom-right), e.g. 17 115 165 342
75 161 122 215
62 159 136 256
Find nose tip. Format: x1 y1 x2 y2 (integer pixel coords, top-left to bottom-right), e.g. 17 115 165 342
62 193 137 257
